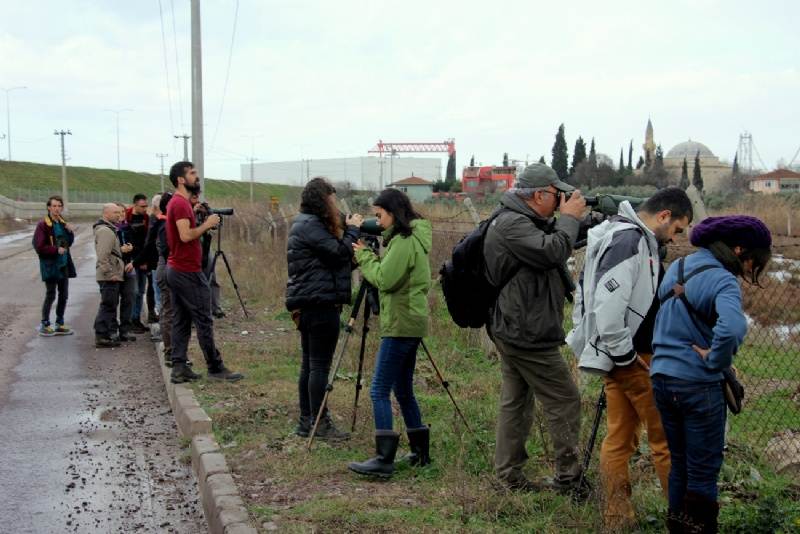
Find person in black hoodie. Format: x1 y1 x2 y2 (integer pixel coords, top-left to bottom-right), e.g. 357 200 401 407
127 193 154 329
286 177 362 440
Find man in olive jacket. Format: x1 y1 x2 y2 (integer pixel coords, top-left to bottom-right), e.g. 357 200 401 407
484 163 587 495
93 203 132 347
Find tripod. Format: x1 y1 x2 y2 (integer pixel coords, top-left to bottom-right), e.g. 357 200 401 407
579 384 606 489
209 216 249 318
307 280 378 449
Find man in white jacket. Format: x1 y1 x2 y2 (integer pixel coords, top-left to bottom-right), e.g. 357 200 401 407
567 187 692 529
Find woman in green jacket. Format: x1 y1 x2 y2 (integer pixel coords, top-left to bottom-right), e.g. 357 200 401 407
347 189 432 478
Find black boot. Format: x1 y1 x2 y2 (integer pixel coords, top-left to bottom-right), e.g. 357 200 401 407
95 335 121 348
403 426 431 467
348 431 400 478
684 491 719 533
171 362 201 383
667 508 686 534
118 332 137 342
208 364 244 382
163 347 173 367
295 416 312 437
314 414 350 441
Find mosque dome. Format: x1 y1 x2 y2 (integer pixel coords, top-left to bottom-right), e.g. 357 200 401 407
666 140 715 159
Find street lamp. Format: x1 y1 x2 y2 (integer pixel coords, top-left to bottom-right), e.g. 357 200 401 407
2 86 28 161
104 108 133 170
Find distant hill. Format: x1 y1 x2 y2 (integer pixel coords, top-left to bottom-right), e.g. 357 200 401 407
0 160 299 204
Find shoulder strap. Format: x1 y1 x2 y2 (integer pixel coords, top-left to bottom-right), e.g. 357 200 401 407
660 257 720 329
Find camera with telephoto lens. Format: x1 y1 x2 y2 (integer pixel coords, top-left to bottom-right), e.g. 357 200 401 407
209 207 234 216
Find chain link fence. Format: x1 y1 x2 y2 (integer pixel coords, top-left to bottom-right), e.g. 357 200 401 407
4 187 132 204
426 208 800 476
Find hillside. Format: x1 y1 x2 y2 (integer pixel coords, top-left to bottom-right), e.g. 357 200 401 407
0 160 299 204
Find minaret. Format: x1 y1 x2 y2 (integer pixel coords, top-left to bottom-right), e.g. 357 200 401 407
643 118 656 167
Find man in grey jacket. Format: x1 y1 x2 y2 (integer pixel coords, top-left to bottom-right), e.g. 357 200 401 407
567 187 692 528
484 162 587 494
93 203 133 348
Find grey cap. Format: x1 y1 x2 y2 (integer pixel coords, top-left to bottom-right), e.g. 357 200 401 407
516 163 575 192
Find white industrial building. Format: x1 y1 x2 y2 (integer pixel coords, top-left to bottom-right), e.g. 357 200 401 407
240 156 443 190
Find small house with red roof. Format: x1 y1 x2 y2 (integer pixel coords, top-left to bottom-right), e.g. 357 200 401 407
389 175 434 202
749 169 800 194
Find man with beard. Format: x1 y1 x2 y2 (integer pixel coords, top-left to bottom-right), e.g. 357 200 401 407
165 161 242 383
567 187 692 530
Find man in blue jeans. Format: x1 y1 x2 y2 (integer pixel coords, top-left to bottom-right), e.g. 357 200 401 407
126 193 151 331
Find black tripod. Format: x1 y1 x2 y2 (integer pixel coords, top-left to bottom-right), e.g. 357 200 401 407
579 384 606 489
307 280 378 449
208 216 249 318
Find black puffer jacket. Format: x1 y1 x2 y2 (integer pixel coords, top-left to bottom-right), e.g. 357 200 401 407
286 213 360 310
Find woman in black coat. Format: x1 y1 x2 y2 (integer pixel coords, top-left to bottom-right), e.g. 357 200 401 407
286 177 362 440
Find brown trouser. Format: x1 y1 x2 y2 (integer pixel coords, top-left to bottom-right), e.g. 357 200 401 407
494 340 582 486
600 354 670 529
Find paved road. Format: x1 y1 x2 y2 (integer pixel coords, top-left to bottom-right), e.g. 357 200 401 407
0 224 206 533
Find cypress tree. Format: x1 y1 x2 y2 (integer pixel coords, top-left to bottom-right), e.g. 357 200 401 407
551 124 569 180
679 157 689 189
503 152 509 167
446 152 456 183
618 148 625 173
469 155 475 167
588 138 597 168
627 140 633 172
636 156 645 169
693 150 704 192
570 136 587 176
732 152 739 176
538 155 546 164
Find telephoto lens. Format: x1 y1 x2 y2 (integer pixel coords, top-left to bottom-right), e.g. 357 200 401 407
359 217 383 236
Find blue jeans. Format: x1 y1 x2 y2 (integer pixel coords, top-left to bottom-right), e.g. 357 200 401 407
370 337 424 431
652 375 726 508
132 269 148 322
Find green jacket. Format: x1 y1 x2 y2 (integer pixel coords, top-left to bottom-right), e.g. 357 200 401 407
355 219 432 338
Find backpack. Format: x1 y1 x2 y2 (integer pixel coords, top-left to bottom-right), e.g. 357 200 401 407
659 257 745 414
439 209 520 328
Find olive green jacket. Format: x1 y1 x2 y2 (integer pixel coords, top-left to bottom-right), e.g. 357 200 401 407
355 219 432 338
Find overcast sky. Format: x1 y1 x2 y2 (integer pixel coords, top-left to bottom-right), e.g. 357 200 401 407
1 0 798 182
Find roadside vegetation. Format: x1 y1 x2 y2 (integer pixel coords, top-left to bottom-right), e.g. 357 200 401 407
179 198 800 533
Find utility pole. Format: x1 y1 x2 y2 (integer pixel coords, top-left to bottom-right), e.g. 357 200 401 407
247 157 257 203
174 134 190 160
190 0 205 201
105 108 132 170
156 153 169 191
54 129 72 211
3 86 27 161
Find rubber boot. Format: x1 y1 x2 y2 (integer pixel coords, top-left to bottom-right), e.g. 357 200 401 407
684 491 719 533
402 426 431 467
347 431 400 478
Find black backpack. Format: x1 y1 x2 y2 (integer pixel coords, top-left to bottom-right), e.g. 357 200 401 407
439 209 519 328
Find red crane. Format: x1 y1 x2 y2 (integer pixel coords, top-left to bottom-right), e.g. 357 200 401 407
368 139 456 157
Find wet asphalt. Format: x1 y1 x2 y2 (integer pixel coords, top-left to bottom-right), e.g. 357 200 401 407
0 225 206 533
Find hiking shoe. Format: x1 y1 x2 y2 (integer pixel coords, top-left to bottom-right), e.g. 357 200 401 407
295 416 312 437
171 363 201 383
212 309 226 319
54 324 74 336
208 365 244 382
118 332 137 342
38 323 56 337
95 335 121 348
130 320 149 334
315 415 350 441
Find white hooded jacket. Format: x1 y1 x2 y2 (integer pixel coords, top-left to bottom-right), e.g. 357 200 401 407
566 201 659 375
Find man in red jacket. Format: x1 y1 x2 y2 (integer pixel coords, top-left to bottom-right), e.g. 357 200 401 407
32 195 76 336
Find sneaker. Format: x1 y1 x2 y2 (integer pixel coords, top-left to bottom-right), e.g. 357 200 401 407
171 363 201 383
38 323 56 337
54 324 74 336
118 332 137 342
95 335 121 348
208 365 244 382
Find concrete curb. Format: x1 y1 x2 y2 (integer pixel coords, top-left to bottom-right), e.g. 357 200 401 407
153 336 257 534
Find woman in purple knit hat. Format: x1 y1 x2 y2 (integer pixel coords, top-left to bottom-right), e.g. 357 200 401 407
650 215 771 533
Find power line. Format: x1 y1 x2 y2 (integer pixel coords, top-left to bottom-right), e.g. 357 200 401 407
170 0 185 130
157 0 175 138
209 0 240 153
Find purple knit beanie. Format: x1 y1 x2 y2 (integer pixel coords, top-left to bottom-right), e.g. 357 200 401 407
690 215 772 250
